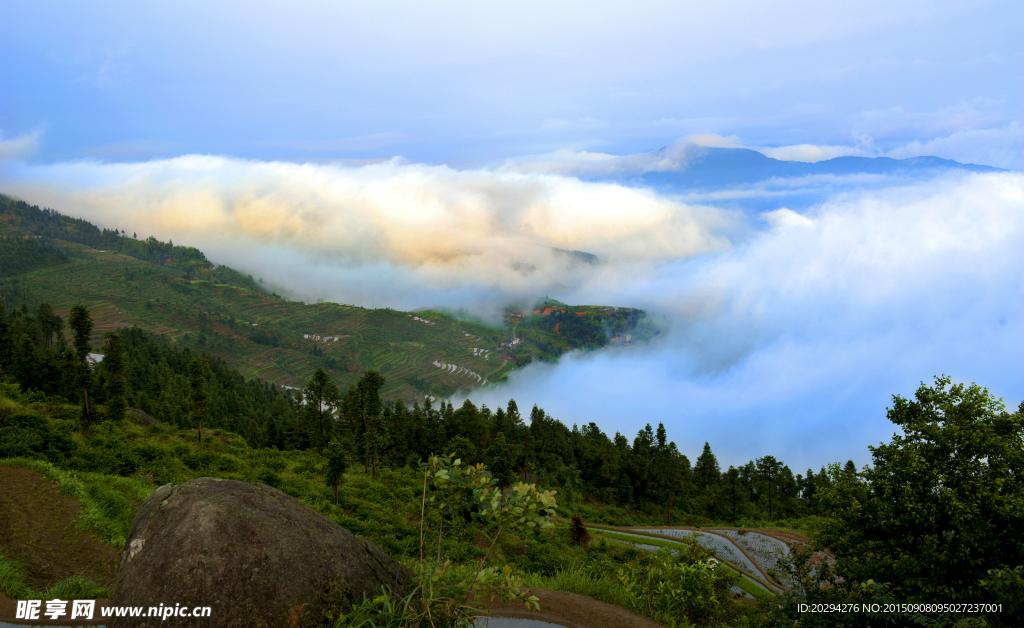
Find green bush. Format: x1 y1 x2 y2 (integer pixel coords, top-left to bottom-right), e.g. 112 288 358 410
255 467 283 487
0 413 77 462
181 450 240 472
616 549 739 627
69 448 140 475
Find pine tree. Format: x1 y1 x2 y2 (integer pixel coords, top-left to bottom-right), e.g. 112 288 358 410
756 455 783 519
351 370 386 473
187 357 209 444
323 438 349 504
723 466 745 523
101 332 128 421
650 431 685 525
303 367 339 449
486 431 517 490
693 442 721 490
36 302 62 348
68 304 94 425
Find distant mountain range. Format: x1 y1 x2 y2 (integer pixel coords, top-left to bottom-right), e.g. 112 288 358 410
599 146 1003 192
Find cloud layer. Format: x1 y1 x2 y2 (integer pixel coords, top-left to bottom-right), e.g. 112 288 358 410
0 155 731 310
2 156 1020 470
467 171 1024 469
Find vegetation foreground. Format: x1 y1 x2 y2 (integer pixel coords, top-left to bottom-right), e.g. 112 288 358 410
1 319 1022 626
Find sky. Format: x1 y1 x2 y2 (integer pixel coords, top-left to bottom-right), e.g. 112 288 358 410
0 1 1021 470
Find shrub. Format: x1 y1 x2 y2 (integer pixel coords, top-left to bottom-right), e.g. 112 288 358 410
0 413 77 462
569 516 591 547
616 549 738 627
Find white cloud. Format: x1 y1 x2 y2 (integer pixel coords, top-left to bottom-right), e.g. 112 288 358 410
495 135 746 176
3 152 1020 470
0 130 42 160
884 122 1023 169
468 172 1024 469
0 154 731 309
759 143 873 162
760 207 814 229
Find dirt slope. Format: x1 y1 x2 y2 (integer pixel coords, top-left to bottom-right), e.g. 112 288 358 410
0 466 119 590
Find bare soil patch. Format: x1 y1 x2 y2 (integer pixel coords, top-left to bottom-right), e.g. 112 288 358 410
0 467 119 590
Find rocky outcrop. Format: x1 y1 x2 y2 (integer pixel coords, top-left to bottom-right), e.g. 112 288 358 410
109 478 410 627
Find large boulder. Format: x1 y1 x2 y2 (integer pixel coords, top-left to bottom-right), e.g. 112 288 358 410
109 478 411 627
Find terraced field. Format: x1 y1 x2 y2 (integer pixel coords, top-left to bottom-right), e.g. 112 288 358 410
17 248 517 400
590 527 781 598
715 530 791 582
3 201 654 403
636 529 764 579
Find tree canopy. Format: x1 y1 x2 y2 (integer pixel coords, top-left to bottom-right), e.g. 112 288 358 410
817 376 1024 609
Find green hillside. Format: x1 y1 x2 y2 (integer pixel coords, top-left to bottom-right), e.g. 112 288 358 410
0 194 652 401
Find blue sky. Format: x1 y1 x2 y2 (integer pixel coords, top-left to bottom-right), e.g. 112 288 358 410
0 1 1021 471
1 0 1021 167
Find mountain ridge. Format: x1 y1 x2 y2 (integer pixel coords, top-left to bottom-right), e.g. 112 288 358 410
598 146 1003 192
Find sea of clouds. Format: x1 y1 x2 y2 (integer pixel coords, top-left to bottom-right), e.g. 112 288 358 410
1 155 1020 470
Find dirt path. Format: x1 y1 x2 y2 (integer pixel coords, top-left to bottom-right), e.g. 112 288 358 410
0 467 119 590
478 588 661 628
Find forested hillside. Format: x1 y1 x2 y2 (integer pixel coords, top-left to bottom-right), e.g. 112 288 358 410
1 300 822 523
0 194 655 401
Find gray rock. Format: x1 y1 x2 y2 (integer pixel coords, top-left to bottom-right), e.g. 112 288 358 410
109 477 411 627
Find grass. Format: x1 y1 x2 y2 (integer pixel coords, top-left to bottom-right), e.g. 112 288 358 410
0 552 109 601
0 457 153 549
589 528 777 600
519 560 632 609
735 574 773 601
721 516 827 540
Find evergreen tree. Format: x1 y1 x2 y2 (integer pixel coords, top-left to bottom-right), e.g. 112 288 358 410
444 435 477 465
364 420 389 479
693 441 722 517
506 399 522 432
347 370 385 472
798 468 818 504
650 431 686 525
303 367 339 449
36 302 62 348
630 424 656 503
100 332 128 421
323 438 349 504
693 441 721 490
187 357 209 444
68 304 94 424
756 454 783 519
0 304 12 371
722 466 745 523
486 431 518 490
778 464 798 517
